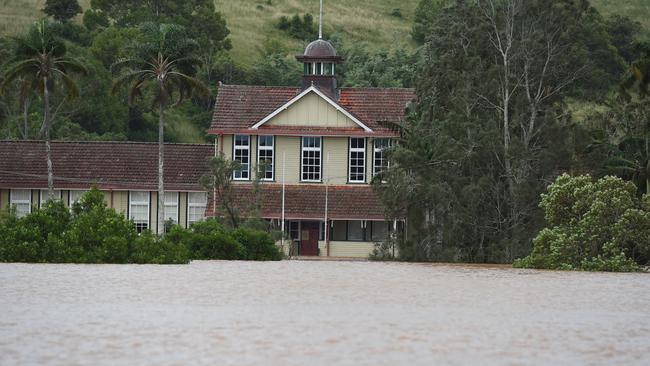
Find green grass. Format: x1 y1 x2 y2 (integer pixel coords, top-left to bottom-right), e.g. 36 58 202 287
214 0 419 65
2 0 648 63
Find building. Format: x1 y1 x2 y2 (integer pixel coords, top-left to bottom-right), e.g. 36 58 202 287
0 34 414 259
208 37 414 257
0 141 213 233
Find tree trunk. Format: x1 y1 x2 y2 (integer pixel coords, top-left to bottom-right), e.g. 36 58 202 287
43 77 54 201
158 101 165 235
22 97 30 140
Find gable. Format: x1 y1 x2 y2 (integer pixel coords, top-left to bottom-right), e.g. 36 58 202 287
264 91 360 129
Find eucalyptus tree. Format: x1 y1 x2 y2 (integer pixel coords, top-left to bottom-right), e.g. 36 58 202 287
111 22 208 234
0 21 87 199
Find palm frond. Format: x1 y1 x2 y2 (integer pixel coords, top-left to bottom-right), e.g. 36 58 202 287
53 69 80 100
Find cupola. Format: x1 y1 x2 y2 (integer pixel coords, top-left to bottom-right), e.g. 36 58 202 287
295 1 343 97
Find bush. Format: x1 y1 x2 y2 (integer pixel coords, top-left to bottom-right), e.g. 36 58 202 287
0 188 189 264
0 190 282 263
515 174 650 271
232 227 283 261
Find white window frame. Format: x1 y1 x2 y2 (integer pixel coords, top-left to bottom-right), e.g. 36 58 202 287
163 191 179 224
39 189 62 207
10 189 31 218
349 137 366 183
69 190 87 206
257 135 274 181
187 192 207 227
129 191 150 233
301 137 322 182
373 138 392 176
233 135 251 180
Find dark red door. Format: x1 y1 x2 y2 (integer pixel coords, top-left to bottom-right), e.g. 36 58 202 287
300 222 320 256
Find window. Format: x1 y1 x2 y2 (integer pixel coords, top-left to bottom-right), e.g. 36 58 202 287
374 138 392 176
315 62 322 75
233 135 250 180
288 221 300 240
371 221 389 242
257 136 274 181
164 192 179 224
129 191 150 233
332 220 347 241
188 192 207 226
39 190 62 207
347 220 365 241
69 190 87 206
349 138 366 183
301 137 322 182
324 63 334 75
304 62 312 74
10 189 31 218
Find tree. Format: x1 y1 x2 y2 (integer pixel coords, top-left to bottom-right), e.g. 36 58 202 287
378 0 624 263
43 0 83 22
0 21 87 199
200 153 241 228
515 174 650 271
111 22 208 235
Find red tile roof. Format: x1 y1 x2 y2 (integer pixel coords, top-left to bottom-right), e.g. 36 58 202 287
209 85 415 137
207 184 388 220
0 140 213 191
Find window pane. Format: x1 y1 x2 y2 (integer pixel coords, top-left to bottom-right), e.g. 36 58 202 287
188 192 207 225
10 189 31 218
348 221 364 241
371 221 389 242
258 136 274 180
40 190 62 206
164 192 179 223
301 137 321 181
130 191 149 233
374 138 392 176
70 190 88 205
332 221 347 241
349 138 366 182
234 135 250 180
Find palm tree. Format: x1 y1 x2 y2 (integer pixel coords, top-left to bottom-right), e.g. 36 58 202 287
112 23 208 234
0 21 87 199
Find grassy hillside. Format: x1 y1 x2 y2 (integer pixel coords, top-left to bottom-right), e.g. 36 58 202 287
2 0 648 63
213 0 419 64
591 0 650 36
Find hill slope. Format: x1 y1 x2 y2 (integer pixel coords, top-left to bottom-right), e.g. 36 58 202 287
1 0 648 64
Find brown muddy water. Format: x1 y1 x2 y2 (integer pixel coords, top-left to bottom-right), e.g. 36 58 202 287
0 261 649 366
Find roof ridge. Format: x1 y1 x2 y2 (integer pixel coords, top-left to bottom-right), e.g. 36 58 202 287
218 84 301 89
340 87 416 91
0 140 213 147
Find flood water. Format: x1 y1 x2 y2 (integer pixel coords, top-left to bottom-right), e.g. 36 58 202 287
0 261 649 366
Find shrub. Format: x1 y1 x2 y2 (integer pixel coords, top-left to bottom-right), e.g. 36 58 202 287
232 227 283 261
515 174 650 271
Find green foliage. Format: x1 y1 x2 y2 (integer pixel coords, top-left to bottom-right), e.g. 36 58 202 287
515 174 650 271
411 0 449 44
276 13 317 41
232 227 283 261
0 188 189 264
161 219 282 261
43 0 83 22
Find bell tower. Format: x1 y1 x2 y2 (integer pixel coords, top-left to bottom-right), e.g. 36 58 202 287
295 0 343 97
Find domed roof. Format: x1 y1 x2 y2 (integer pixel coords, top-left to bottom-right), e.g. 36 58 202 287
304 39 338 58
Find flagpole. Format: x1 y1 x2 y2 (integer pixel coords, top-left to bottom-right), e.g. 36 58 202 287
281 151 286 254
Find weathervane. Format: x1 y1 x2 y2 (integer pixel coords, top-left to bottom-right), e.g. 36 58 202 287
319 0 323 39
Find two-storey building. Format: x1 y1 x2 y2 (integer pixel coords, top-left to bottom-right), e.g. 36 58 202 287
208 38 415 257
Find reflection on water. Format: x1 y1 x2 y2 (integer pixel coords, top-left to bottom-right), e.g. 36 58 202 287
0 261 649 365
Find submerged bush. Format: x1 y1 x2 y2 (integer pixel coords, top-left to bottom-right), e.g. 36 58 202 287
515 174 650 272
0 190 281 264
0 188 189 264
